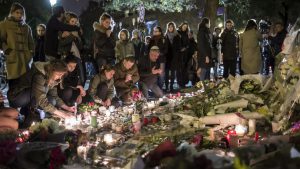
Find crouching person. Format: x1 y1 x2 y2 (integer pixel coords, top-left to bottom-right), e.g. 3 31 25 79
58 55 86 106
7 60 76 123
114 56 140 104
88 64 117 107
138 46 163 100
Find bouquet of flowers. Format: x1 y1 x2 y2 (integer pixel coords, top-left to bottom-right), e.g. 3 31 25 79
78 102 100 113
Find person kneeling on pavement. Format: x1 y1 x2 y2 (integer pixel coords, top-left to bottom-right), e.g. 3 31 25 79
58 54 86 106
114 56 140 105
7 60 76 123
138 46 163 100
87 64 117 107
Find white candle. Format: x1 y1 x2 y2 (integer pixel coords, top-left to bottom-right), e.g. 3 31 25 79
104 134 114 146
235 124 247 136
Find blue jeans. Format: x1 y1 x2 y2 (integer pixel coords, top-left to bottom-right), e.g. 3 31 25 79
139 81 163 100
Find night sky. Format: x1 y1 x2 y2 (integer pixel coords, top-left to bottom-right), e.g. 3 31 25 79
60 0 89 15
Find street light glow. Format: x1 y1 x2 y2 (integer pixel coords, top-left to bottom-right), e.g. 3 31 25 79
218 23 223 28
50 0 57 6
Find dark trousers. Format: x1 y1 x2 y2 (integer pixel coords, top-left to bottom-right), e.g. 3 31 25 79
139 81 163 100
165 69 176 91
223 59 237 78
58 87 80 107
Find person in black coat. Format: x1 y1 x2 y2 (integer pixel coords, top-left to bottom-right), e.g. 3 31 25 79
138 46 163 100
220 19 239 78
44 6 80 60
197 17 213 81
165 22 181 92
33 24 46 62
270 22 287 72
93 13 116 73
177 22 190 88
131 29 145 62
212 27 222 79
58 55 86 106
148 26 168 90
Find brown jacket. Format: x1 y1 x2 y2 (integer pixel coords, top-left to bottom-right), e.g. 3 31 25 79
114 62 139 96
239 29 262 74
0 17 34 79
8 62 65 113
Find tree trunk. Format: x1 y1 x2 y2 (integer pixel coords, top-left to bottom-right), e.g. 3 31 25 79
204 0 219 31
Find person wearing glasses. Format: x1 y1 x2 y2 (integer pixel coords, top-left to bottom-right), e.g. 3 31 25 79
33 24 46 62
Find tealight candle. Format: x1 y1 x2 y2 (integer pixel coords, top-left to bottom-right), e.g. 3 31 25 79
132 114 140 123
104 134 114 146
235 124 248 136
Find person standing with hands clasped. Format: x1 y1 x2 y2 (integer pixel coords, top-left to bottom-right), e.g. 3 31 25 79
197 17 213 81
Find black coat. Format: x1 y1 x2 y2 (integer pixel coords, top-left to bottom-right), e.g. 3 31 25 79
220 29 239 60
178 30 190 64
197 27 213 68
138 55 160 86
93 27 115 60
187 37 197 62
132 39 145 61
271 30 287 56
33 36 45 62
44 16 79 58
148 35 168 63
165 33 181 70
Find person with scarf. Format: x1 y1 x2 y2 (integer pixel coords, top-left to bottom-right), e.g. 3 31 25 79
165 22 181 92
115 29 135 63
93 13 116 72
0 2 34 90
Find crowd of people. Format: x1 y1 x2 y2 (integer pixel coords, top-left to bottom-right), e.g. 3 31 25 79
0 2 288 128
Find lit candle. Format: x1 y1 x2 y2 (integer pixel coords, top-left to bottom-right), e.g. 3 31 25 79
235 124 248 136
104 134 114 146
91 111 97 128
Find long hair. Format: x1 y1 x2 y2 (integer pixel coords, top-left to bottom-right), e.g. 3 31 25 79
198 17 210 30
165 22 177 35
244 19 258 31
65 12 78 24
45 59 68 83
178 22 189 32
9 2 26 22
118 29 130 40
131 29 141 41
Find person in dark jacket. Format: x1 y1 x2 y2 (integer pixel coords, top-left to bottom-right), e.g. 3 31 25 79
138 46 163 100
143 36 151 57
58 12 85 85
270 22 287 72
33 24 46 62
88 64 115 107
58 55 86 106
131 29 145 62
220 19 239 78
165 22 181 92
7 60 76 120
177 22 190 87
148 26 168 90
93 13 116 73
187 51 200 85
44 6 80 60
114 56 140 104
197 17 213 81
212 27 222 79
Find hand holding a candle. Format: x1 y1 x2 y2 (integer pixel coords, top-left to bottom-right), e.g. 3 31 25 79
61 104 76 113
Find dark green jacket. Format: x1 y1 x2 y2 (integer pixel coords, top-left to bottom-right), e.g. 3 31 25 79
88 73 114 100
8 62 65 113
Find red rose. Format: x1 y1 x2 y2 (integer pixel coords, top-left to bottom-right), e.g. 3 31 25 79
151 116 158 123
143 118 149 125
49 146 66 169
88 102 95 107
